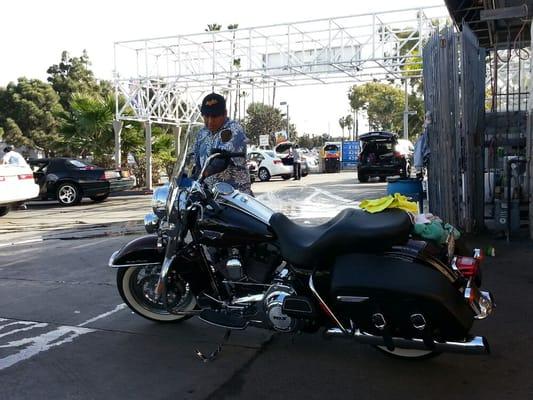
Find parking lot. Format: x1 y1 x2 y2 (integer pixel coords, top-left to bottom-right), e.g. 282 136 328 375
0 171 532 400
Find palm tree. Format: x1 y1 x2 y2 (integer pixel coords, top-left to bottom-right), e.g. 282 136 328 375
338 116 346 138
205 24 222 31
344 114 353 140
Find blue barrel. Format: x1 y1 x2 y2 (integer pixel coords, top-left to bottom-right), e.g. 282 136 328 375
386 178 424 212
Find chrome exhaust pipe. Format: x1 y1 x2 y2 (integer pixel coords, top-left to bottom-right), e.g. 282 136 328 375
325 328 490 355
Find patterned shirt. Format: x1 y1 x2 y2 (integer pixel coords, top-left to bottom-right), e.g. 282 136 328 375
193 118 252 195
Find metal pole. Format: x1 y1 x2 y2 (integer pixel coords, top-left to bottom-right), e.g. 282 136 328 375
145 121 153 191
287 103 290 139
404 78 409 139
112 120 123 169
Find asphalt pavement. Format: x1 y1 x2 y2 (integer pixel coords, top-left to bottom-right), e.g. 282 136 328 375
0 171 532 400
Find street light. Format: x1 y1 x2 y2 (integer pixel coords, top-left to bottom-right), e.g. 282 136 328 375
280 101 289 140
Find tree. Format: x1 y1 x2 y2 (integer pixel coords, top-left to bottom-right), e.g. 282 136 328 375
47 50 104 112
338 117 346 137
0 78 64 155
244 103 285 145
348 82 424 139
61 93 116 165
344 114 353 139
205 24 222 31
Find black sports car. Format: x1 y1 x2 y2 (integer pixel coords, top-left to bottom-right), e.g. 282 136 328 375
29 158 135 206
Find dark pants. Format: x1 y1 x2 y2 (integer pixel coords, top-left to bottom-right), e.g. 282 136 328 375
293 162 301 180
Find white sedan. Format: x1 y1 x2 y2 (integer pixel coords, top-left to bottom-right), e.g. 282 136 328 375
247 149 293 182
0 164 39 217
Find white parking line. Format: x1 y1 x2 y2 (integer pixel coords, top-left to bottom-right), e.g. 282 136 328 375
0 303 128 371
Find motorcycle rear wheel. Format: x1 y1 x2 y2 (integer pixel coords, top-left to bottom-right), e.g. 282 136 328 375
117 266 197 323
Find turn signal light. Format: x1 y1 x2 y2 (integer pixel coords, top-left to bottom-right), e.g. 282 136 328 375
455 256 479 278
17 174 34 180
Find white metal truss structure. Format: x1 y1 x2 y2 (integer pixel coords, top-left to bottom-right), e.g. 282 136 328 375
113 6 448 126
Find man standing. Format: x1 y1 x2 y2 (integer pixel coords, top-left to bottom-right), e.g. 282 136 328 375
2 146 28 166
193 93 253 195
292 145 301 180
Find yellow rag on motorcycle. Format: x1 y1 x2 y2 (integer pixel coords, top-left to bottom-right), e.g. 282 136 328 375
359 193 419 214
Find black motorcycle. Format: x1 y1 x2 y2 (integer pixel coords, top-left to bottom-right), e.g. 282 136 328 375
109 131 494 360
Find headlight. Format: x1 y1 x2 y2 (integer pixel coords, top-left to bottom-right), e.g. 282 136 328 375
144 212 160 234
152 185 169 218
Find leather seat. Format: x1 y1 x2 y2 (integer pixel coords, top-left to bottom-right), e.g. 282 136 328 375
269 208 412 267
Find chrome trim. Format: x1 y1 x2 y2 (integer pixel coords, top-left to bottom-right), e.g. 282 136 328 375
152 185 169 218
410 313 427 330
309 273 347 334
324 328 490 355
232 294 265 304
336 296 369 303
144 212 160 234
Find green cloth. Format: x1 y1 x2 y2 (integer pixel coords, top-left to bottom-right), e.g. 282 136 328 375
413 221 461 244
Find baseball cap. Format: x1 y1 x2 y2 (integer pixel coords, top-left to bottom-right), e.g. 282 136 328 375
200 93 226 117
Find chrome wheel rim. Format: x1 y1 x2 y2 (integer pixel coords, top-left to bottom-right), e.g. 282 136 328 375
59 185 76 204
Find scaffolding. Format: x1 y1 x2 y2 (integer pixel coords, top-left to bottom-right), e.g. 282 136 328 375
113 6 448 188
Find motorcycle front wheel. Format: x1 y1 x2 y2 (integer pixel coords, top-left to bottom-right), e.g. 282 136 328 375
117 266 197 323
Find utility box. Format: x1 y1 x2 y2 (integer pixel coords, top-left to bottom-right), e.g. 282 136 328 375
493 199 520 232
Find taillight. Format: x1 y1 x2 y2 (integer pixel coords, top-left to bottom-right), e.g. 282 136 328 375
17 174 34 180
394 151 403 158
454 256 480 278
273 159 282 164
0 176 5 182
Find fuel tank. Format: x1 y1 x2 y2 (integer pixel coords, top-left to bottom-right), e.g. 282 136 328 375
197 203 275 247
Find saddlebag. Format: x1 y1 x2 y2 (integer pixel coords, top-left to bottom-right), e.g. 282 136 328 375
330 253 474 340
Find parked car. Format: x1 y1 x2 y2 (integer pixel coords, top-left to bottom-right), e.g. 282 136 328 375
357 131 409 183
274 141 310 177
28 158 135 206
247 149 293 182
246 159 258 183
0 164 39 217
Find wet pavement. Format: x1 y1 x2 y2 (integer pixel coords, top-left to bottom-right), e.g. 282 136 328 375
0 172 386 246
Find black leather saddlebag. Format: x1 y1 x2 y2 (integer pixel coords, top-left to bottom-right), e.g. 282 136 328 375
330 253 474 339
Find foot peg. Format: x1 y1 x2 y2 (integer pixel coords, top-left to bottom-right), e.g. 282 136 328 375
199 309 248 330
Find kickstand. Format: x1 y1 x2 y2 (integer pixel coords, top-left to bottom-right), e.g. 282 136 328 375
195 329 232 363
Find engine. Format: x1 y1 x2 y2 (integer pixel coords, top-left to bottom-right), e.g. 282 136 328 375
264 283 299 332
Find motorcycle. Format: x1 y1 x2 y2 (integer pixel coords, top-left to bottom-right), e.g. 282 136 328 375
108 130 494 360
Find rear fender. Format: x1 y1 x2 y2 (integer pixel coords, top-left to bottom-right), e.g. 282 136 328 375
108 235 164 268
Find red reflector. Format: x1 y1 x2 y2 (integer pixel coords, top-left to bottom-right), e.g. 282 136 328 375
455 256 479 278
17 174 34 180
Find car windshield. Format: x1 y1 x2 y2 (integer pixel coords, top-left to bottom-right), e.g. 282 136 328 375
67 159 96 168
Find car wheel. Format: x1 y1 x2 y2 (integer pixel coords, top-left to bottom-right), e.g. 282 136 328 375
90 194 109 202
281 174 291 180
57 182 82 206
0 206 10 217
358 174 369 183
258 167 271 182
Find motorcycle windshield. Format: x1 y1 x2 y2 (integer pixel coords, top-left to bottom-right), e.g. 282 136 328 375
165 128 195 214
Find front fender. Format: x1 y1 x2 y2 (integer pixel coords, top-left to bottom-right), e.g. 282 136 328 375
108 234 164 268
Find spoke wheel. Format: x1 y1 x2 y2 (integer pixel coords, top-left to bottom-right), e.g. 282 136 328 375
117 266 196 323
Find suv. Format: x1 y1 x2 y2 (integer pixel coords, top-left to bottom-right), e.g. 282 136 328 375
357 132 409 183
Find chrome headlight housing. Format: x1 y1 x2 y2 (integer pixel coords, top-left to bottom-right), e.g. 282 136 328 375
152 185 169 218
144 212 160 234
